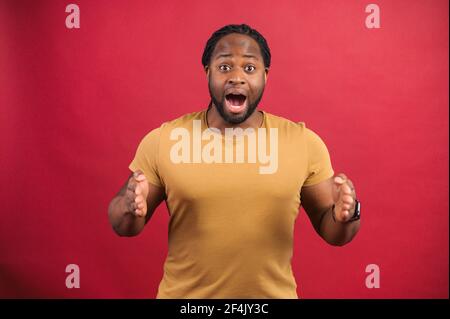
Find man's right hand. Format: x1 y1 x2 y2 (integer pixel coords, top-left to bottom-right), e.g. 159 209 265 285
125 170 149 217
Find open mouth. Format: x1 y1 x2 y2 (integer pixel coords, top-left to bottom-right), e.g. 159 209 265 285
225 93 247 113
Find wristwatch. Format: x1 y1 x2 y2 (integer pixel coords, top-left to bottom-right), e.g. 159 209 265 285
332 199 361 222
348 199 361 222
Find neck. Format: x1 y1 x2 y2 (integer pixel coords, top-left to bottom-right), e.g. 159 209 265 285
206 103 263 134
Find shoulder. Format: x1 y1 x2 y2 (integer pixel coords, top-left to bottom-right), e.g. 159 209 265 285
264 111 314 135
263 111 328 145
160 111 204 130
141 111 204 139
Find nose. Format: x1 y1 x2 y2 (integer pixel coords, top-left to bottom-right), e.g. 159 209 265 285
227 69 246 85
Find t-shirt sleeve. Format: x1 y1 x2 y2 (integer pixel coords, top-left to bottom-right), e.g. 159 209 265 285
128 127 164 188
302 126 335 186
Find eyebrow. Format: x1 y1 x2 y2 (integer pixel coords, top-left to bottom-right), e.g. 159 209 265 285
215 53 259 60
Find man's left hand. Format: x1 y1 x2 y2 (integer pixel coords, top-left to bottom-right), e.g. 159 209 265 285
332 173 357 223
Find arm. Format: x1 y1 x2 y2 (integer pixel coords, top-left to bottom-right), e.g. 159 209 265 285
108 171 166 237
300 174 360 246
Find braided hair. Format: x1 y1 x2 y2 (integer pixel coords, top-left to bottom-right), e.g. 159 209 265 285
201 24 271 69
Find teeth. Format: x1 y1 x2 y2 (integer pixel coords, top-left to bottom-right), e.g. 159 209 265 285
226 94 246 111
227 92 246 96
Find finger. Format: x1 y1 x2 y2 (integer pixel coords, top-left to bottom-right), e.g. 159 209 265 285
137 202 145 210
134 208 146 217
346 178 355 190
338 195 356 218
334 204 349 222
135 195 144 204
126 190 137 207
335 181 351 195
341 202 352 210
135 184 141 195
334 174 347 184
341 194 354 205
334 176 344 184
135 174 146 182
127 201 137 212
133 170 147 182
337 203 350 218
127 178 137 192
133 170 143 178
341 210 350 222
346 179 357 197
340 183 352 195
334 174 354 196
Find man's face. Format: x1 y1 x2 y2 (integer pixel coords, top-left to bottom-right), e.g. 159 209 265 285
206 33 268 124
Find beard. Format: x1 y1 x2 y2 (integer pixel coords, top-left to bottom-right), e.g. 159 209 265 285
208 84 265 125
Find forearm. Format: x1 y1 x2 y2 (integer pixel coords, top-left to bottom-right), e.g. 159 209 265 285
319 205 360 246
108 196 146 236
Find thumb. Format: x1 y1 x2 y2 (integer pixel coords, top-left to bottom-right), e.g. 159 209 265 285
333 175 347 185
133 170 146 182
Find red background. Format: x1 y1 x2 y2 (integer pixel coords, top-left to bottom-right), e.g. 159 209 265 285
0 0 448 298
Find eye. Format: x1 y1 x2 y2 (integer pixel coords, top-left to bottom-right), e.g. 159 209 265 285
245 65 256 72
218 64 231 72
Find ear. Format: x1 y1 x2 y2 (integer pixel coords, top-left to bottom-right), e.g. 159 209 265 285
264 68 269 83
204 66 210 78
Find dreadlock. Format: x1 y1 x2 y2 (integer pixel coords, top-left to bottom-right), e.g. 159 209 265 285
201 24 271 69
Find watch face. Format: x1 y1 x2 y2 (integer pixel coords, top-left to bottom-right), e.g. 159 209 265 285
350 200 360 221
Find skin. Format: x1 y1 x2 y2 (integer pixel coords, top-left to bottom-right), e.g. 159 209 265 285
301 174 360 246
108 170 164 236
205 33 268 131
108 33 360 246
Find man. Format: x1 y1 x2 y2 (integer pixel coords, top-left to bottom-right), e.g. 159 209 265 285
108 24 361 299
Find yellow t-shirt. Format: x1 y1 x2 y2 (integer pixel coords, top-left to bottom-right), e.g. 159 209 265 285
129 110 334 298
